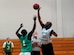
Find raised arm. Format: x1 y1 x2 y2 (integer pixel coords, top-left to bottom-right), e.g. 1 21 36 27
28 16 36 40
38 8 44 27
16 24 23 38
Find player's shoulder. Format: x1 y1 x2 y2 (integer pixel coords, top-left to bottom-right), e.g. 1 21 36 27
3 41 7 45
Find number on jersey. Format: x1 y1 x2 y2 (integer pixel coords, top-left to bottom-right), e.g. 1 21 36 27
23 40 26 46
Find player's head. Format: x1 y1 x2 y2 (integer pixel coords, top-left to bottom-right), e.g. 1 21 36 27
6 37 10 42
33 31 38 39
21 29 27 36
45 21 52 29
33 31 38 36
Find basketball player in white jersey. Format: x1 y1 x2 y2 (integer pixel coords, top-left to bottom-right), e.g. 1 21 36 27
36 7 58 55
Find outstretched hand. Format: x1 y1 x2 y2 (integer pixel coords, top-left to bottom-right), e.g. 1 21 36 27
38 7 41 11
20 23 23 27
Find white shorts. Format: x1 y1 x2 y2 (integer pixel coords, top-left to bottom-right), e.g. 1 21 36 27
19 52 31 55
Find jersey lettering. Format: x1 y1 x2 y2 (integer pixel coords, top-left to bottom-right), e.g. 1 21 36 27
23 40 26 46
7 45 10 50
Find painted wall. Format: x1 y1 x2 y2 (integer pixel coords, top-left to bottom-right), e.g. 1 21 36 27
62 0 74 37
0 0 74 39
0 0 57 39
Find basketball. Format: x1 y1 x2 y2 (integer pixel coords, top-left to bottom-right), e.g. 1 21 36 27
33 3 39 10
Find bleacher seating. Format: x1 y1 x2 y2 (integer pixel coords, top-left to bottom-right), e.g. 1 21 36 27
52 38 74 55
0 38 74 55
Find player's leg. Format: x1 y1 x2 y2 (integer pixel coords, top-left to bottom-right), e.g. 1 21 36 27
49 43 54 55
31 51 40 55
8 52 12 55
41 43 54 55
42 43 54 55
41 44 47 55
3 52 6 55
5 52 8 55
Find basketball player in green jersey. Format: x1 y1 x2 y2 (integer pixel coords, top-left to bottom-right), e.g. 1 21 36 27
2 37 14 55
16 16 36 55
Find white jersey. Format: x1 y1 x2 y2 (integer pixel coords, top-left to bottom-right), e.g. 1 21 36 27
41 28 52 44
31 36 40 51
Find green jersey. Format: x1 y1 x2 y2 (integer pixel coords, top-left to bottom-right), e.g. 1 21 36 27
4 42 11 52
20 34 32 52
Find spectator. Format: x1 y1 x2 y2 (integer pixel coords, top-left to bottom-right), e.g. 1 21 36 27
31 31 41 55
2 37 14 55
